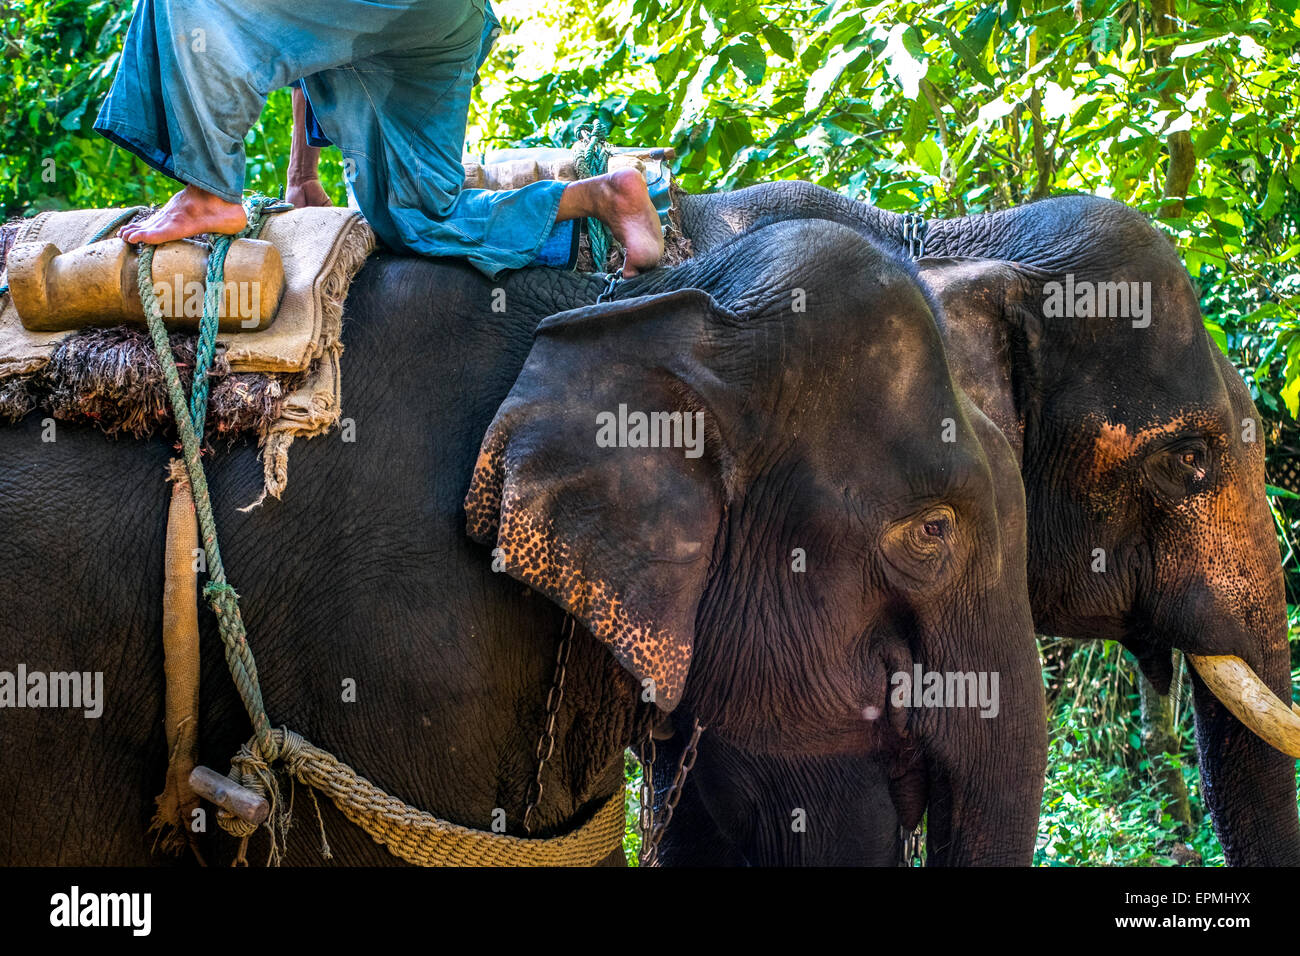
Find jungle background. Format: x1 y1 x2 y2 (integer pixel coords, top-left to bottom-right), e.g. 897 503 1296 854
3 0 1299 865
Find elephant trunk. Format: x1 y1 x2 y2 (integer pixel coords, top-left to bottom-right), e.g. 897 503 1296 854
1187 652 1300 865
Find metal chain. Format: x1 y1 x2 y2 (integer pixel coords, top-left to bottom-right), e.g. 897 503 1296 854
637 735 655 863
595 268 621 304
638 716 705 867
522 615 575 835
901 212 928 260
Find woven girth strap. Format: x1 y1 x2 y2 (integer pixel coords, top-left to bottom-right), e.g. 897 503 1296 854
229 728 625 867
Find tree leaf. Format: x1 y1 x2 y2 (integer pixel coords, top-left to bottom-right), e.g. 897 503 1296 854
919 16 995 87
761 23 795 60
803 44 869 113
962 6 999 53
723 34 767 85
1089 16 1123 55
59 99 87 131
1259 167 1287 221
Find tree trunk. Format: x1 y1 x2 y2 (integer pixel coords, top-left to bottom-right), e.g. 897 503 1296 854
1150 0 1197 217
1026 31 1053 200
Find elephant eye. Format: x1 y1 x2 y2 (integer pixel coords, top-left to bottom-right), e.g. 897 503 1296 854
1174 444 1206 473
923 518 948 538
1169 441 1207 476
881 505 961 591
1144 438 1211 500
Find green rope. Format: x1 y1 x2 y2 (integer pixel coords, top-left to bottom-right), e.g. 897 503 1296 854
188 195 282 444
572 121 612 270
90 207 148 244
137 195 283 757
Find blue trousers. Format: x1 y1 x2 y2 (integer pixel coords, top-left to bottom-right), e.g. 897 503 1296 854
94 0 569 277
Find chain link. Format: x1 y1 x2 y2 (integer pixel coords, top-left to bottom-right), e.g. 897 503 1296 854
522 615 575 835
901 212 928 260
638 716 705 867
637 736 655 857
596 269 621 304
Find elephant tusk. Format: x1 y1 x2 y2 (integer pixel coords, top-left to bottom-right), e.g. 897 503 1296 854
1187 654 1300 759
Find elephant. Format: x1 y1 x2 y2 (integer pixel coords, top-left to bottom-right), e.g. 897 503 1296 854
652 182 1298 866
0 218 1045 865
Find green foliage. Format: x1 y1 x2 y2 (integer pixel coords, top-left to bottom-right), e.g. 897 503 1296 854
1037 640 1222 865
1037 725 1226 866
623 749 644 866
5 0 1299 866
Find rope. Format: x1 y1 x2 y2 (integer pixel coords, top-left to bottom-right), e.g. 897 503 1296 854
572 120 612 269
137 195 624 866
138 195 282 757
189 195 281 444
90 206 148 244
225 728 626 866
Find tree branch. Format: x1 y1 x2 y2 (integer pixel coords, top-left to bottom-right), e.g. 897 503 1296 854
1150 0 1196 218
1026 31 1054 200
920 77 967 216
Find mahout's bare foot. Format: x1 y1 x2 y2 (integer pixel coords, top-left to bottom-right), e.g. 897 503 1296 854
286 179 333 209
119 184 247 244
592 168 664 277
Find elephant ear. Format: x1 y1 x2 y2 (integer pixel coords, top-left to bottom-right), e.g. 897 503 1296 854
465 288 744 711
918 257 1048 462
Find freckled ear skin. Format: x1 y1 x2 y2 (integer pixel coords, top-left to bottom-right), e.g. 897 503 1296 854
464 289 741 712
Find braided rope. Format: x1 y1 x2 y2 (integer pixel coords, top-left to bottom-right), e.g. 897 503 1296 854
189 241 226 445
225 729 625 866
90 207 149 244
138 223 275 757
188 196 282 443
138 197 624 865
572 121 612 268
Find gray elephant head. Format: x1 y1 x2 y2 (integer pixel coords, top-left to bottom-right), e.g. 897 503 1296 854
887 196 1291 866
677 184 1297 865
465 221 1045 864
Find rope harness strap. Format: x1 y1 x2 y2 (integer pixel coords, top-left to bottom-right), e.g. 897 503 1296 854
227 728 627 867
140 196 625 866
